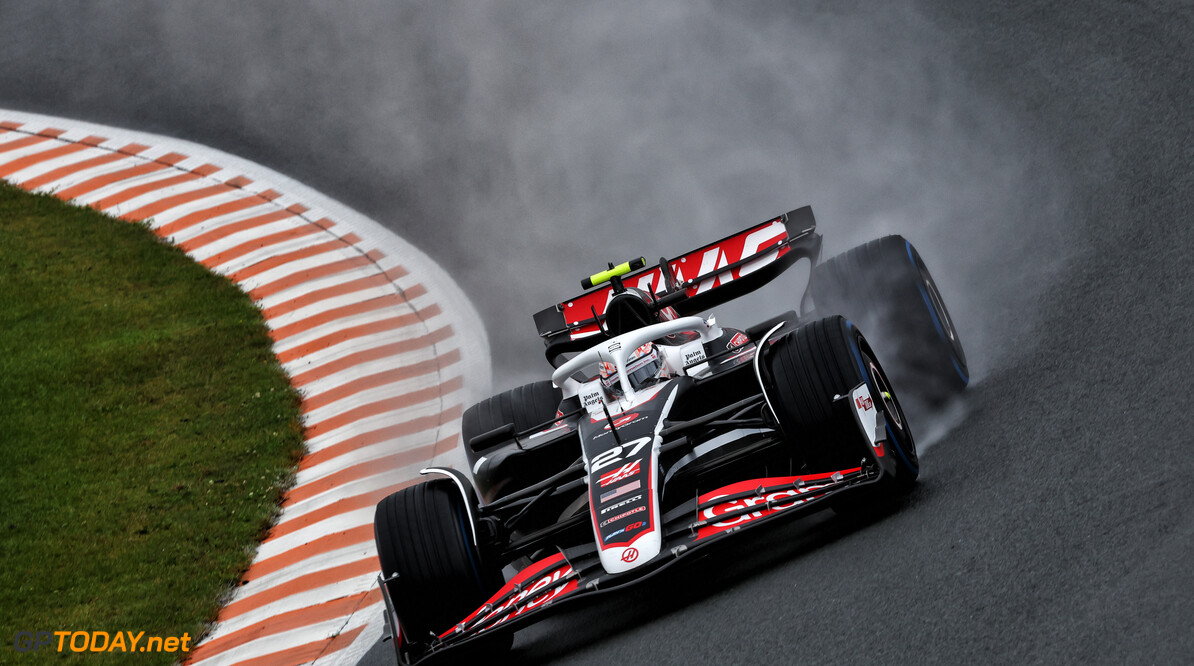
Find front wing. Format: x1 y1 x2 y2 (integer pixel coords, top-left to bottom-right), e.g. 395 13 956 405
383 464 880 663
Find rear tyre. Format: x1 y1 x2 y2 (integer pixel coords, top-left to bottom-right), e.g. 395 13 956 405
373 480 506 648
462 381 563 450
764 315 918 496
811 235 968 406
462 381 563 500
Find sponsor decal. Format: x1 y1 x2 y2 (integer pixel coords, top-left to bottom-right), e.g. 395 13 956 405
698 487 824 539
850 383 883 455
607 341 622 353
581 389 602 409
599 505 645 527
563 220 790 337
691 221 788 294
600 480 641 503
621 548 639 563
447 554 582 638
587 386 665 427
598 460 640 487
479 565 577 630
692 472 857 540
603 412 640 430
728 332 749 348
597 416 648 434
603 520 646 542
599 494 642 514
683 347 707 366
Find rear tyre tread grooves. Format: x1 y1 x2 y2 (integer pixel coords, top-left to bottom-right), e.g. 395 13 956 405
810 235 968 405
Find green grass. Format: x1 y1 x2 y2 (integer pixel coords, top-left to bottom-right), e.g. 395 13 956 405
0 182 305 662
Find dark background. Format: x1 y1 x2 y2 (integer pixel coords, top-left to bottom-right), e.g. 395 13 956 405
3 1 1190 663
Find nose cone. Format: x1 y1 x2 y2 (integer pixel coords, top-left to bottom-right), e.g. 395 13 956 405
597 531 662 574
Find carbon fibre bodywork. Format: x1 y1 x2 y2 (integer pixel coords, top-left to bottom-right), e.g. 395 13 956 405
376 206 931 664
385 440 890 663
382 324 905 663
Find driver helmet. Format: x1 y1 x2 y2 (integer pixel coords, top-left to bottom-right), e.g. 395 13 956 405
598 342 665 398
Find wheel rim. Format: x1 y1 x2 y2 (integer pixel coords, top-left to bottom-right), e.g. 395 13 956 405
868 359 903 430
918 262 967 366
860 343 917 469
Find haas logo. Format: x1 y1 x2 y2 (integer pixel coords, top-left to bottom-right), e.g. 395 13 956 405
598 460 641 487
621 548 639 563
855 396 873 411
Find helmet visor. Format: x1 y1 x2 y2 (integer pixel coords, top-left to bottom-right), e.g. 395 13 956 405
598 344 663 397
624 347 662 391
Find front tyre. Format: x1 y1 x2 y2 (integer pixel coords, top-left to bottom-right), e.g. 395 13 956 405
811 235 968 406
373 480 507 650
764 315 918 496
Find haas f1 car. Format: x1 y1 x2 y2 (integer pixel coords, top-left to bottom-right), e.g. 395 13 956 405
373 206 968 662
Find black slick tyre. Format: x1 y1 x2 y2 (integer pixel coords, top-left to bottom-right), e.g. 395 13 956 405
764 315 919 496
811 235 968 406
462 380 563 500
373 479 505 648
462 381 562 447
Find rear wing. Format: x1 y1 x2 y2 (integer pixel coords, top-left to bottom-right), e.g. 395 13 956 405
533 206 822 362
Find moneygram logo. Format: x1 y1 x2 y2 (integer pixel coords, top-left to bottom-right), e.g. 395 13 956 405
603 412 640 430
12 631 191 654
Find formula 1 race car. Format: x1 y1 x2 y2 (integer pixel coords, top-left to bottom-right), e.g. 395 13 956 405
373 206 968 663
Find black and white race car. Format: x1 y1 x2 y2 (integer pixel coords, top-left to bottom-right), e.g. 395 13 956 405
373 206 968 663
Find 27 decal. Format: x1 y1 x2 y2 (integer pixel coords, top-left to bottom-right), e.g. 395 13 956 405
590 436 651 473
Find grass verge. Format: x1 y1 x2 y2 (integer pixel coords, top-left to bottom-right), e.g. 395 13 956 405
0 181 304 662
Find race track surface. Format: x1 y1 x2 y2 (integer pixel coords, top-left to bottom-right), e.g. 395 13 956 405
3 2 1190 664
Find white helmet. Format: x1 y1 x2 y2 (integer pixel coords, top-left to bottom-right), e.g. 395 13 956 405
598 342 664 398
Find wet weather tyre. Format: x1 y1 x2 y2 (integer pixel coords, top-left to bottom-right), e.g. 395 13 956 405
811 235 968 405
765 315 919 495
373 480 504 646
